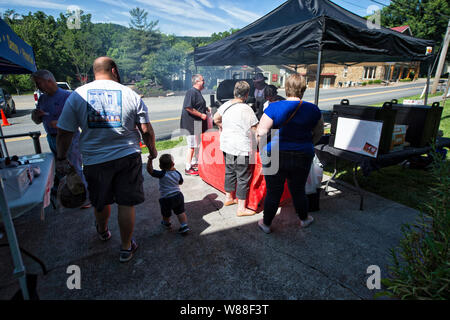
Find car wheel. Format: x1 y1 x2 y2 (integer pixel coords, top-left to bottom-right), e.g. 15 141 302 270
5 103 11 117
11 100 16 114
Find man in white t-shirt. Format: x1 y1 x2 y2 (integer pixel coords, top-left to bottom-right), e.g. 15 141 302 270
213 81 259 217
56 57 157 263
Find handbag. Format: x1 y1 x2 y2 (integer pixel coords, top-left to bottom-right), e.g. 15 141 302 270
305 155 324 195
258 100 303 150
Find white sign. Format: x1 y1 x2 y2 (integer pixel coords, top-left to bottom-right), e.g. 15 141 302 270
402 99 424 105
334 117 383 158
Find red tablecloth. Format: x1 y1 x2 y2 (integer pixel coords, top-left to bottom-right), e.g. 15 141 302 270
198 131 291 212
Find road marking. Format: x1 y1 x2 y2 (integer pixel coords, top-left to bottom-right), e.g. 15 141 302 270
318 86 423 102
151 117 180 123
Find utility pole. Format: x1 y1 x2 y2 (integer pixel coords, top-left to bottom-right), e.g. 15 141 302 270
431 19 450 94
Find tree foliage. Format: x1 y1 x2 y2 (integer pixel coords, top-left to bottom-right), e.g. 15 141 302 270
381 0 450 48
210 28 240 43
0 7 229 93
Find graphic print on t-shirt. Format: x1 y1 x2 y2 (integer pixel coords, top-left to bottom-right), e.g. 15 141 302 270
87 89 122 128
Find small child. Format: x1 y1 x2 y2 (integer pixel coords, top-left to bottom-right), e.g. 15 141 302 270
148 154 189 234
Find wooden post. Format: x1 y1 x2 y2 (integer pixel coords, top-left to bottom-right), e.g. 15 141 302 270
431 19 450 94
398 66 404 80
414 64 420 81
389 65 394 81
406 68 411 79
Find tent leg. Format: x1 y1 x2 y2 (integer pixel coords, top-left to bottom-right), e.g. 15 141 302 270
0 125 9 158
314 49 323 106
0 182 29 300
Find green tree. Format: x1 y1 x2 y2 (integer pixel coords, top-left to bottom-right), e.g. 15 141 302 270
61 12 102 84
381 0 450 48
122 7 161 82
129 7 158 32
142 40 192 88
4 75 34 94
210 28 240 43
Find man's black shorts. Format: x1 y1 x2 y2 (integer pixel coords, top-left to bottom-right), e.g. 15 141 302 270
83 153 144 211
159 192 185 217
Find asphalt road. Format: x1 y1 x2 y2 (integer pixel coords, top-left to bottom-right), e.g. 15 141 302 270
1 80 430 157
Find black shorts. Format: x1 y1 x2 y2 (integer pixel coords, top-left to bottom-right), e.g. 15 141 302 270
83 153 144 212
159 192 185 217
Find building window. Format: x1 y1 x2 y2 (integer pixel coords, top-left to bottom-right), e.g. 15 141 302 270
343 66 348 78
363 66 377 80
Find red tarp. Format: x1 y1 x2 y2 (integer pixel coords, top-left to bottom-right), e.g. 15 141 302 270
198 131 292 212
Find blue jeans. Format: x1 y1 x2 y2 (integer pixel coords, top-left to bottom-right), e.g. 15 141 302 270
263 150 313 225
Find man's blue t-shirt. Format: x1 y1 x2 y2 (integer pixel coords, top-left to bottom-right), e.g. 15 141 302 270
263 100 321 155
37 88 72 135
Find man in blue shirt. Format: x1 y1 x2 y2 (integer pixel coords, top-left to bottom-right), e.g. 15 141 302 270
31 70 89 207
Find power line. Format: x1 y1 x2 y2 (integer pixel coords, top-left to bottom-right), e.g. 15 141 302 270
338 0 367 10
369 0 389 7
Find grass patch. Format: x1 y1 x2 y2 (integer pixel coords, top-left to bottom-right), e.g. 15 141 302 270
324 95 450 210
378 152 450 299
140 136 186 154
439 98 450 136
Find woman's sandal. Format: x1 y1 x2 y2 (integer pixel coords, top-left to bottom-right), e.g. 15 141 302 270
237 209 256 217
224 199 238 206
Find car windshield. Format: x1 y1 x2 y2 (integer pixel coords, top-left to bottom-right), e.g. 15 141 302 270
57 83 70 90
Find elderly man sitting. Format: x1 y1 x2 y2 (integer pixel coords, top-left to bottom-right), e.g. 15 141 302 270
213 81 259 216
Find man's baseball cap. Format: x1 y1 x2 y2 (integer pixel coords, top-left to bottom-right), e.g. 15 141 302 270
253 73 267 82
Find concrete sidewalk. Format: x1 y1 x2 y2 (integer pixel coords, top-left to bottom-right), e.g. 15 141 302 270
0 146 420 300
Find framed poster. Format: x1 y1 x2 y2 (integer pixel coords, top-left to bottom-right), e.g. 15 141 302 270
334 117 383 158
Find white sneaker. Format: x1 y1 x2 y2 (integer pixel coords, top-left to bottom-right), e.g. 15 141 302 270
258 219 271 234
300 215 314 228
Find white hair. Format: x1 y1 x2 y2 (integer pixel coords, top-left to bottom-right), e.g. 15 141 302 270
31 70 56 82
191 74 203 85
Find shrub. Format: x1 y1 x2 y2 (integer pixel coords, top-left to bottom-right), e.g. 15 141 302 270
399 78 412 82
362 82 367 86
378 150 450 300
368 80 374 85
374 79 382 84
135 79 166 97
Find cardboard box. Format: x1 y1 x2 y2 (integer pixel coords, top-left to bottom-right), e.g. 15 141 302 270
0 166 31 201
390 125 408 150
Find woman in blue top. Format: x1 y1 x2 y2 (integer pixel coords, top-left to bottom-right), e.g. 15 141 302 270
256 74 324 234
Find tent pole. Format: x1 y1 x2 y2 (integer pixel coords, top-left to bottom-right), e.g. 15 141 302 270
314 49 323 106
424 62 432 106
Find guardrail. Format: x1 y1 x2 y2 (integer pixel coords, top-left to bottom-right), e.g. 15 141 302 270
0 131 42 157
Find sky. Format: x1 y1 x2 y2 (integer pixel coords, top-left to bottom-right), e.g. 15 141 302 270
0 0 391 37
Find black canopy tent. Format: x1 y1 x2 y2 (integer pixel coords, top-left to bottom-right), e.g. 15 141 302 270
194 0 435 105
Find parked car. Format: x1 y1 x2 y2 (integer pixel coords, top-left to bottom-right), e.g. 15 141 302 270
34 82 73 106
0 87 16 117
56 82 72 91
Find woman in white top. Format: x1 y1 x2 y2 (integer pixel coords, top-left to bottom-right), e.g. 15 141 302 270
213 81 259 216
